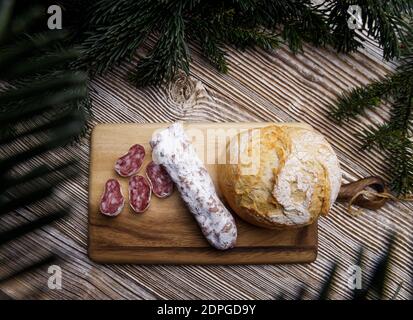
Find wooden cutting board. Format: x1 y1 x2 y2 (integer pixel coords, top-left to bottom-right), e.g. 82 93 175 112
88 123 318 264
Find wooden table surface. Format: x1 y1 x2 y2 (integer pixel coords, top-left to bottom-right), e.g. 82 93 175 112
1 36 412 299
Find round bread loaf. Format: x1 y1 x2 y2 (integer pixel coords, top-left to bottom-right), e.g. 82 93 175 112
218 124 341 229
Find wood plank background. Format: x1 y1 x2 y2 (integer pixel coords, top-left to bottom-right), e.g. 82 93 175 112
1 35 412 299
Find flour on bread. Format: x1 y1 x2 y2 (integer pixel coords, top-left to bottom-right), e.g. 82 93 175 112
272 129 341 224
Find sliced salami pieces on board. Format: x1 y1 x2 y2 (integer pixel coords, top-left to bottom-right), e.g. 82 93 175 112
115 144 145 177
150 122 237 250
129 175 151 213
146 161 174 198
99 179 124 217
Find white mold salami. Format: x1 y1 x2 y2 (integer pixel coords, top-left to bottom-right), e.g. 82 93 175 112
99 179 124 217
146 161 174 198
129 175 151 213
115 144 145 177
150 123 237 250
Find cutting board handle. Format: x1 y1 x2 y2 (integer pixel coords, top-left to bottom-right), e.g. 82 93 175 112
336 176 392 211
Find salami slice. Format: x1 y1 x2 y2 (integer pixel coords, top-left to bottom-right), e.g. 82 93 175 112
115 144 145 177
150 122 237 250
129 175 151 213
146 161 174 198
99 179 124 217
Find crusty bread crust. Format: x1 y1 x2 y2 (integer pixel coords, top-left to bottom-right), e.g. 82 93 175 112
218 124 341 229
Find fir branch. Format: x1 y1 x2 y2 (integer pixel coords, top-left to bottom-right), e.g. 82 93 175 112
323 0 362 53
280 2 333 52
197 35 228 73
66 0 413 86
390 139 413 195
75 0 162 74
324 0 413 60
130 8 190 86
0 0 88 292
287 233 406 300
226 27 280 51
329 78 393 122
54 1 382 86
330 18 413 195
187 3 280 72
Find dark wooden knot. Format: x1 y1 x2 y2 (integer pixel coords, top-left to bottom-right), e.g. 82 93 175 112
337 176 391 210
